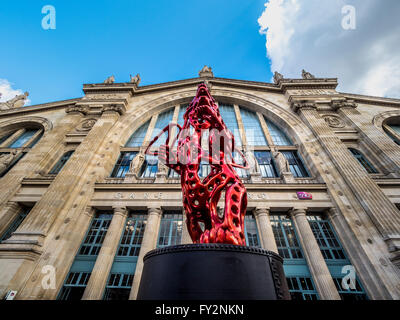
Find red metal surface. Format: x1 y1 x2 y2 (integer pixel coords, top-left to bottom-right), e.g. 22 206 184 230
145 83 248 245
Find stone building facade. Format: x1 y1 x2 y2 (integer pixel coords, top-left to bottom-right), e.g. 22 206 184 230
1 68 400 300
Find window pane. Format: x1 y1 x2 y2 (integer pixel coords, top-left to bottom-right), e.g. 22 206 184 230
49 151 74 175
151 109 174 148
218 104 242 146
349 149 378 174
281 151 309 178
111 152 137 178
239 107 267 146
254 151 278 178
265 118 292 146
158 212 183 247
0 206 31 241
8 129 37 148
125 121 150 147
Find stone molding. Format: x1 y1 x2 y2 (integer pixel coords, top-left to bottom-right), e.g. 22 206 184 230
66 105 90 115
101 104 126 116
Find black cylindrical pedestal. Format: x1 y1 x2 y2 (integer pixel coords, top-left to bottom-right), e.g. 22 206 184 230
137 244 290 300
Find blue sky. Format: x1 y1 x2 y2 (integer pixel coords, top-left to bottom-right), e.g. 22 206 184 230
1 1 399 106
0 0 270 106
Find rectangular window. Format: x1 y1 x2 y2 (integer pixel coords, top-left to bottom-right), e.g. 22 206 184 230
270 215 303 259
117 214 147 257
244 214 261 248
254 151 277 178
103 273 134 301
58 212 112 300
286 277 318 300
111 152 137 178
307 215 346 261
79 213 112 256
103 211 147 300
158 212 183 247
332 277 368 301
140 155 158 178
281 151 309 178
0 206 31 242
49 150 74 175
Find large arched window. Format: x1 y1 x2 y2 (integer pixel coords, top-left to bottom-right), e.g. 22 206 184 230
111 102 310 180
0 126 43 177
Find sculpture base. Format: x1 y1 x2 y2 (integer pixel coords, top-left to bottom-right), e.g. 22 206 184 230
137 244 291 300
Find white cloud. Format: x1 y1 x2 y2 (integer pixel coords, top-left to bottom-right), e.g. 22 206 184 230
0 79 30 106
258 0 400 98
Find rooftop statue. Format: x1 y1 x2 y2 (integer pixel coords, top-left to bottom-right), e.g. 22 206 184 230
104 75 115 84
0 92 29 110
302 69 315 79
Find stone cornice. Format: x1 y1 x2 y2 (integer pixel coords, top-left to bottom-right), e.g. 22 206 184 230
0 98 81 118
278 78 338 92
93 182 328 191
340 92 400 107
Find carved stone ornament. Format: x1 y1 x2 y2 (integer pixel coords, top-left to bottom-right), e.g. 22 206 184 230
291 101 317 113
104 75 115 84
198 65 214 78
0 150 21 175
302 69 315 79
0 92 29 111
331 99 357 111
66 105 89 115
272 150 291 175
76 119 97 132
323 115 346 128
102 104 126 115
130 73 141 86
273 71 284 84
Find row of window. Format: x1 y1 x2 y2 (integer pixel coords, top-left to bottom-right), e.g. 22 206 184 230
37 209 368 301
0 105 383 179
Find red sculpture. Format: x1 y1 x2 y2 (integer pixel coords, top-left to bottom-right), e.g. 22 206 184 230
145 83 249 245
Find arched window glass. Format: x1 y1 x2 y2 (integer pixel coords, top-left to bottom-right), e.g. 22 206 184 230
49 150 74 175
8 129 37 148
264 118 292 146
0 127 43 178
110 152 137 178
348 148 378 174
218 104 242 146
384 124 400 145
239 107 267 146
177 104 188 127
125 121 150 147
150 109 174 148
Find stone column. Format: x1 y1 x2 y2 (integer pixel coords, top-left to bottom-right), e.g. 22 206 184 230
129 207 162 300
254 208 278 253
289 208 341 300
81 206 128 300
294 102 400 258
0 202 22 238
